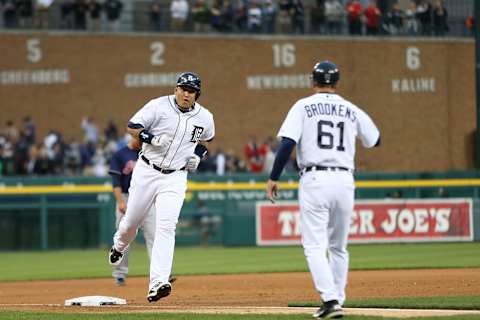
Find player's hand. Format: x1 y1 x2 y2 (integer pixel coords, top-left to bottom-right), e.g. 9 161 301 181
266 179 279 203
151 135 171 149
185 154 201 172
118 201 127 214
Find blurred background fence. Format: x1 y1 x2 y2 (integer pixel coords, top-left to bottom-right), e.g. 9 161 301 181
1 172 479 250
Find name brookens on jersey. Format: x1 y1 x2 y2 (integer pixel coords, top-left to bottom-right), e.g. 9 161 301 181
304 102 357 122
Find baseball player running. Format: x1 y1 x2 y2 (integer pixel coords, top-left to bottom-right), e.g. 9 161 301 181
109 136 155 286
108 72 214 302
266 61 380 319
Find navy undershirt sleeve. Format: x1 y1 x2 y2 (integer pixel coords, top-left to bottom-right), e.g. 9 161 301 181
111 174 122 188
269 137 296 181
127 122 144 129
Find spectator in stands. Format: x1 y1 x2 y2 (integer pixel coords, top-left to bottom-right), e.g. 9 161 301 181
170 0 189 32
324 0 343 34
309 0 325 34
73 0 88 30
233 0 247 32
60 0 75 29
210 0 233 32
291 0 305 34
43 129 61 158
87 0 102 31
432 0 448 36
346 0 363 35
214 148 226 175
386 2 404 35
220 0 234 32
465 15 474 37
244 136 268 173
64 139 82 175
22 116 36 145
150 0 162 31
81 116 99 146
225 149 247 172
104 119 118 142
90 142 108 176
363 0 381 35
416 0 432 36
35 0 53 29
262 136 277 174
2 120 19 144
104 0 123 32
192 0 211 32
2 0 17 28
262 0 277 33
17 0 34 28
210 0 222 31
25 143 50 175
404 0 418 35
247 0 262 33
0 135 14 175
277 0 293 33
79 140 96 170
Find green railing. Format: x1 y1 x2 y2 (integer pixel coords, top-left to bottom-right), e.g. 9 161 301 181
1 171 480 250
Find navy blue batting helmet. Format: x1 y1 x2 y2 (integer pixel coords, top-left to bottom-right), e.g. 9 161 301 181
312 61 340 86
177 72 201 99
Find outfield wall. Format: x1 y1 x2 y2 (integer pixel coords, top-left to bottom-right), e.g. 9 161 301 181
0 32 475 172
1 173 480 250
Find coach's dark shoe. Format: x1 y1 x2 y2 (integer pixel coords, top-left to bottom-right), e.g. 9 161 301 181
147 281 172 303
115 277 126 286
108 246 124 266
312 300 344 319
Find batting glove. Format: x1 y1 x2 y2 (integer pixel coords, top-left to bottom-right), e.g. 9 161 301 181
185 155 201 172
151 135 171 149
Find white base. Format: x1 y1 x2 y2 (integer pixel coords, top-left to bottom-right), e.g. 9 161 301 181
64 295 126 306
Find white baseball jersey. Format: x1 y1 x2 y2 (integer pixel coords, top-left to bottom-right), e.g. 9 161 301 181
130 95 215 169
277 93 379 170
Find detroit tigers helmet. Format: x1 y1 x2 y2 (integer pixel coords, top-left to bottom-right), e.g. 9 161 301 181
311 60 340 86
177 72 201 99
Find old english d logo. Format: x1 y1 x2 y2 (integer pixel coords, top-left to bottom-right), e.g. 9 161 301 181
190 126 204 142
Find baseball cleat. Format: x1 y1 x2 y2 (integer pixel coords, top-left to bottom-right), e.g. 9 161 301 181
312 300 344 319
147 281 171 303
108 246 124 266
115 277 126 286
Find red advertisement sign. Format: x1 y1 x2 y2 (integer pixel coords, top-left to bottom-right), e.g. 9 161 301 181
256 199 473 245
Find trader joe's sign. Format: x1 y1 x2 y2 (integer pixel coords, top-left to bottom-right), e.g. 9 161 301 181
256 199 473 245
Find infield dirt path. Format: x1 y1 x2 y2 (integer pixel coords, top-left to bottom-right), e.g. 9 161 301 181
1 269 479 317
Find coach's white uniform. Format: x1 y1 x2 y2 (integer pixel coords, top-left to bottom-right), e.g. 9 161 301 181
114 95 214 286
278 92 379 305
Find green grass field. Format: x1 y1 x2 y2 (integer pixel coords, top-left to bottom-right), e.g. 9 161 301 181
1 309 480 320
1 243 479 319
1 243 479 281
1 313 479 320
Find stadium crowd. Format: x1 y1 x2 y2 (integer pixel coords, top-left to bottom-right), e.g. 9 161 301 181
0 0 474 36
0 117 297 176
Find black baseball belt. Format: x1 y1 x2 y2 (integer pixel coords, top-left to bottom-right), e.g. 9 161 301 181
301 165 353 175
141 155 185 174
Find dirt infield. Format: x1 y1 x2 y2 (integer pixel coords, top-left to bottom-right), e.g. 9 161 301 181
1 268 480 317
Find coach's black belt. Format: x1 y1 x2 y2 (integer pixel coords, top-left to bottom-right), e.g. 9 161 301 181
303 166 352 173
141 155 184 174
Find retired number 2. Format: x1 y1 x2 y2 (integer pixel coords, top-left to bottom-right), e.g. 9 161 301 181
317 120 345 151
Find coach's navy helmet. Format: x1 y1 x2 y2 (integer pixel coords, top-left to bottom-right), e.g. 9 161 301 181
312 61 340 86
